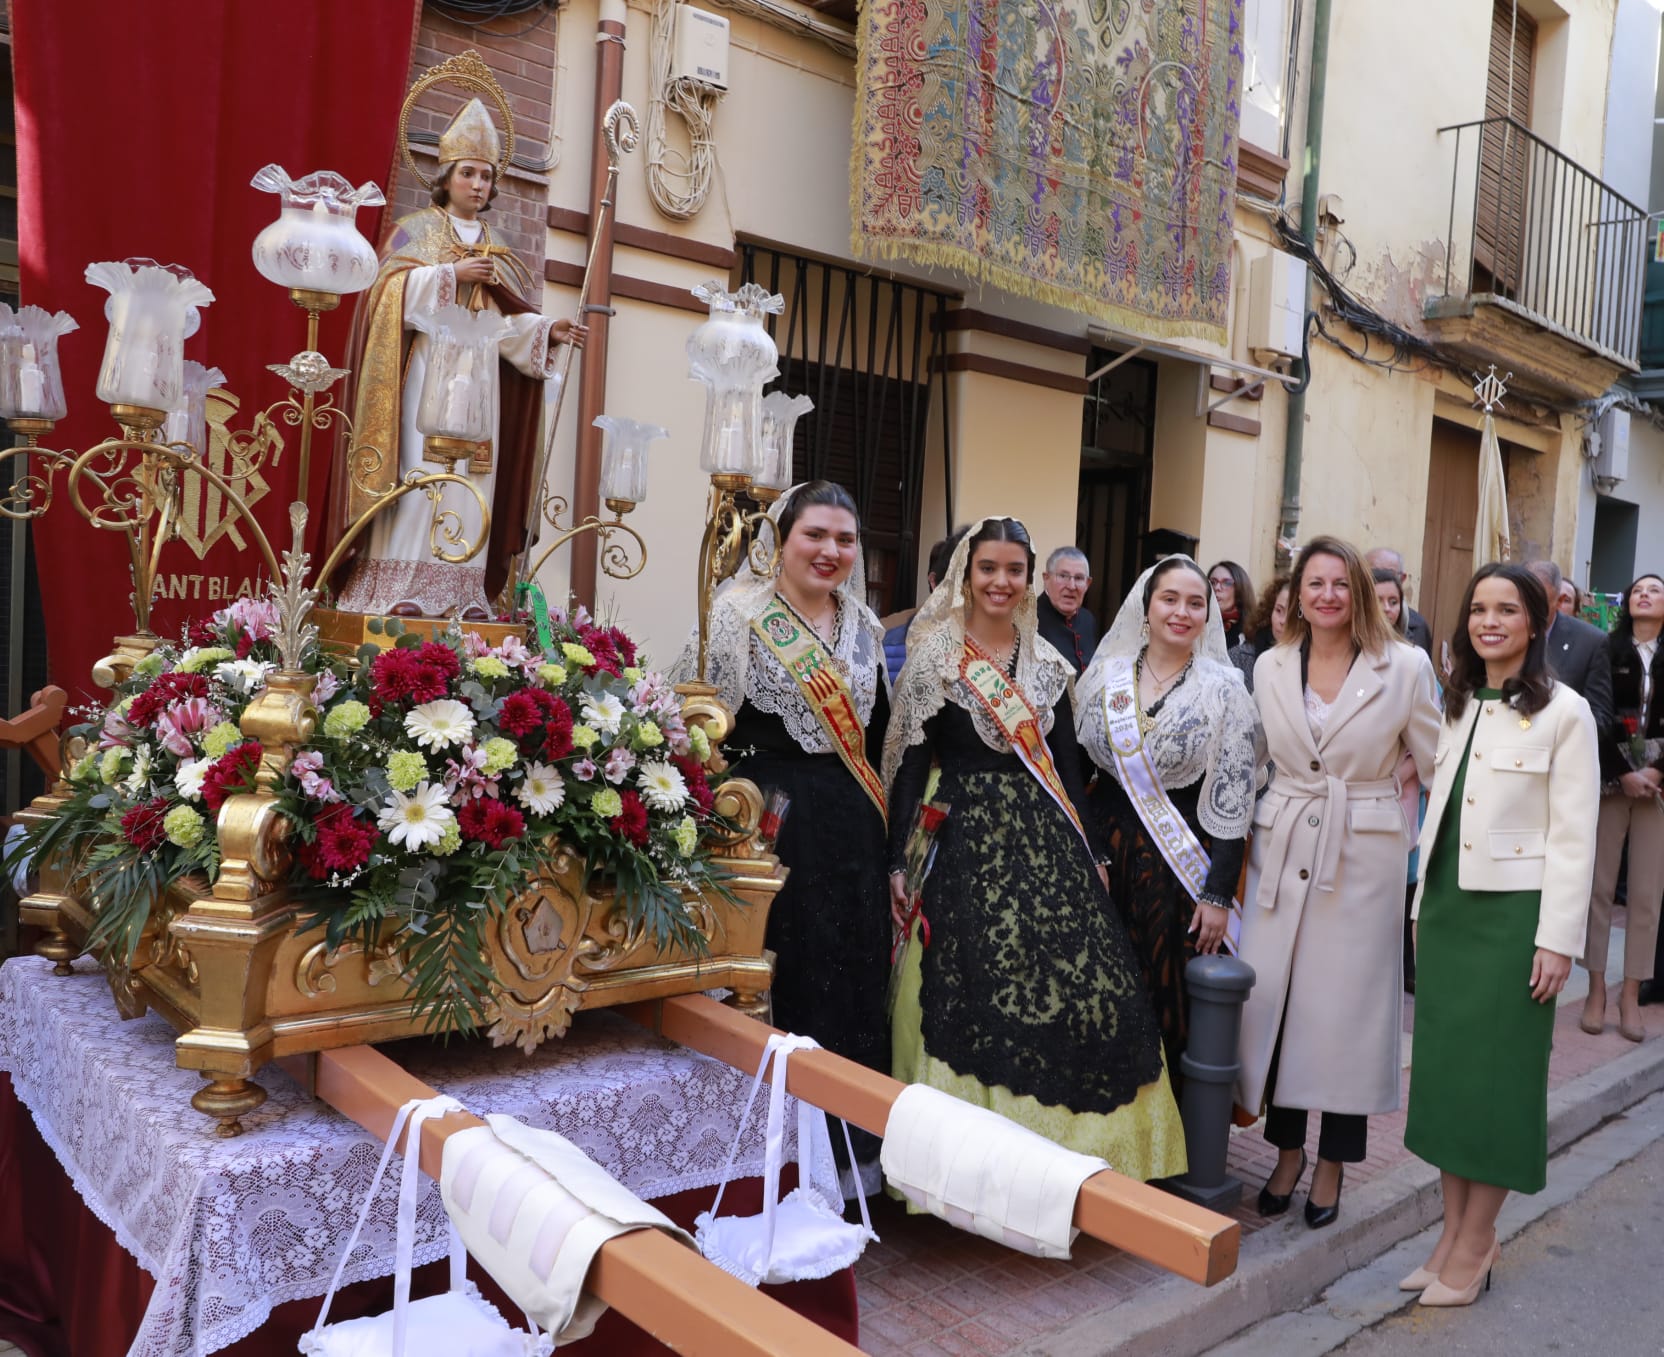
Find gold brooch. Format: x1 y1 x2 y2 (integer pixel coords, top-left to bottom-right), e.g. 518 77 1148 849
1518 717 1532 730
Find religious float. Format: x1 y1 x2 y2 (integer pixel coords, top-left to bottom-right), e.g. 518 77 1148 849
4 51 809 1137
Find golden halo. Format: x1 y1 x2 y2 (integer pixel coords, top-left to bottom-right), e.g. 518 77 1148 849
398 48 516 191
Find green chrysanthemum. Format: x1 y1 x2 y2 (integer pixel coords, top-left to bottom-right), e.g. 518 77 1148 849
386 749 428 792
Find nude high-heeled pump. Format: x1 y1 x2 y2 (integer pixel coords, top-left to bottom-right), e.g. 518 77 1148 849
1418 1239 1500 1307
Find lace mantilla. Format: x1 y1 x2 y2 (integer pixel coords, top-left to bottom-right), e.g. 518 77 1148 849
0 958 829 1357
1079 658 1265 839
882 519 1070 788
737 597 881 751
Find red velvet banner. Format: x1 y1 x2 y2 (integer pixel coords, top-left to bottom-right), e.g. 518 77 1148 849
14 0 421 702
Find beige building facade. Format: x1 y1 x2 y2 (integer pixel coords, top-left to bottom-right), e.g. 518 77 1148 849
401 0 1651 658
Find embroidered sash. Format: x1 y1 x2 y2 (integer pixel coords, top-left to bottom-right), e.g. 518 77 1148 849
752 597 888 821
1101 657 1243 952
959 642 1089 849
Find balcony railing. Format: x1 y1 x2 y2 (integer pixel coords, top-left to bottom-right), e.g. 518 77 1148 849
1435 117 1647 364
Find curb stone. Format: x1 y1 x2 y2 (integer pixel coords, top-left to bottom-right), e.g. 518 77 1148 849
1010 1035 1664 1357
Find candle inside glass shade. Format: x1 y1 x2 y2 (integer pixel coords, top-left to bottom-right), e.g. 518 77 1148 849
414 303 508 444
249 166 385 297
85 259 214 413
756 392 814 492
594 414 668 505
0 304 77 421
162 362 226 452
686 280 783 479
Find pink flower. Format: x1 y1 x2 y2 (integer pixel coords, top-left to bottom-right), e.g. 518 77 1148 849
497 635 536 671
463 631 492 658
291 750 342 803
443 743 501 802
572 758 598 782
216 597 280 642
98 708 136 751
312 671 341 704
604 748 636 784
154 697 222 757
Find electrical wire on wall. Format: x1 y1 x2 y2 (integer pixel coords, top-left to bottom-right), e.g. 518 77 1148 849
431 0 555 38
646 0 724 219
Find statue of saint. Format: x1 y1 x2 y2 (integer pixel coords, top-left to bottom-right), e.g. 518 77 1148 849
329 95 583 618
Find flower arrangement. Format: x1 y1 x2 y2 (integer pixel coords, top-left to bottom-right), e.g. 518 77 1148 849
15 599 728 1031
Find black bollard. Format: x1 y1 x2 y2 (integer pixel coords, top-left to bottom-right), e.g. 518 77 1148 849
1167 953 1256 1210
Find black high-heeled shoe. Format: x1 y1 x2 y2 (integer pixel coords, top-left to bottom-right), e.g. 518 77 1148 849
1257 1148 1308 1217
1305 1161 1345 1229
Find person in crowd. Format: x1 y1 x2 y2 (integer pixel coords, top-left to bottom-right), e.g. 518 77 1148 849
1401 564 1598 1307
1036 545 1099 674
884 517 1185 1177
1527 560 1614 733
1557 578 1581 619
1207 561 1255 649
1365 547 1434 658
1582 573 1664 1036
882 529 966 684
1229 574 1291 691
1374 567 1407 637
1076 556 1264 1077
1374 565 1427 991
1237 535 1440 1229
674 480 891 1191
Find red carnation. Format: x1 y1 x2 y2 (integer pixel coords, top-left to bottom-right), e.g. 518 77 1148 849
577 626 622 678
458 796 525 850
185 617 218 648
296 803 378 880
541 697 575 760
127 671 210 728
202 741 263 813
416 641 461 679
673 755 715 816
119 797 170 852
498 689 545 737
610 790 651 847
235 630 256 660
369 648 451 709
605 626 638 668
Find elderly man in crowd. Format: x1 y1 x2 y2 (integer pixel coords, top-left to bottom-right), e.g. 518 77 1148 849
1528 559 1615 733
1365 547 1433 658
1037 545 1099 674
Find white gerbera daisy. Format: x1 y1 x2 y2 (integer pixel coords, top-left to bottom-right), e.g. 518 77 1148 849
637 759 688 812
120 747 154 798
376 780 456 850
404 698 476 750
515 762 566 815
579 691 627 736
174 756 210 802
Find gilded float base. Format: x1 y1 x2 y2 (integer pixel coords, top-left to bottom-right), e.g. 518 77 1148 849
314 606 528 657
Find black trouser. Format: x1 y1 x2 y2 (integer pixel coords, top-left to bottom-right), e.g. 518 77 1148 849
1262 1010 1368 1163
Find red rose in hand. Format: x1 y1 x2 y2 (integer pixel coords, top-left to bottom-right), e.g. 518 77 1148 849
1623 714 1641 736
610 790 650 847
119 797 170 852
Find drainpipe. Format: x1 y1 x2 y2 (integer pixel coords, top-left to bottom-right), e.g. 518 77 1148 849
1277 0 1331 565
571 0 627 610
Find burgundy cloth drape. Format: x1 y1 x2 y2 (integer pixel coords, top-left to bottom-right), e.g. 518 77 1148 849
0 1072 860 1356
13 0 420 702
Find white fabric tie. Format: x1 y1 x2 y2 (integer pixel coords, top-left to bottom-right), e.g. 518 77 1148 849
880 1084 1107 1259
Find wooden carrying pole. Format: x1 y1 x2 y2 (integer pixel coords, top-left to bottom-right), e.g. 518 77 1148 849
274 1044 864 1357
621 994 1241 1287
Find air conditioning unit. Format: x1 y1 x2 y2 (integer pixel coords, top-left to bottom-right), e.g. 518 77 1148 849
1247 249 1308 361
672 5 730 90
1593 407 1630 489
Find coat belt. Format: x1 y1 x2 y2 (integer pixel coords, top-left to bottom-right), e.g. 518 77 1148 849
1257 775 1400 901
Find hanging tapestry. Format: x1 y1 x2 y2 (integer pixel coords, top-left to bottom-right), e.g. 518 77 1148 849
853 0 1245 342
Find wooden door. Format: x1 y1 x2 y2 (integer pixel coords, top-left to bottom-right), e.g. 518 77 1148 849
1420 420 1487 668
1475 0 1535 293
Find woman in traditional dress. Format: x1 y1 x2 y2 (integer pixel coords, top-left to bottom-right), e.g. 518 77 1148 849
1076 556 1263 1079
1580 573 1664 1041
675 481 891 1186
1401 564 1598 1306
1236 536 1441 1228
883 517 1186 1177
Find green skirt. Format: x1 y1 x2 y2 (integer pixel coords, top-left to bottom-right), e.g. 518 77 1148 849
1405 708 1554 1193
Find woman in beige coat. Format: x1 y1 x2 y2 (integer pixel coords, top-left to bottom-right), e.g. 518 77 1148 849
1237 536 1441 1228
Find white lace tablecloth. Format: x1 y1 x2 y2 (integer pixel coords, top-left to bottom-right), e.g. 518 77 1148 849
0 956 830 1357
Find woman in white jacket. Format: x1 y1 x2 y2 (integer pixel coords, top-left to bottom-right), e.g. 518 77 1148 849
1401 563 1599 1308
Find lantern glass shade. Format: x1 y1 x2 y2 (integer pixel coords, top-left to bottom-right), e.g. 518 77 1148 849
594 414 667 505
756 392 813 493
414 303 507 444
686 281 784 478
249 166 385 296
85 259 215 412
162 362 226 452
0 304 77 421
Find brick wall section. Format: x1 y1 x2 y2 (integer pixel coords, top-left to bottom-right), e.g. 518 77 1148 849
391 2 559 281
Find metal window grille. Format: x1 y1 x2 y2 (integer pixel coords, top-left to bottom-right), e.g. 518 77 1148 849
737 243 956 615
